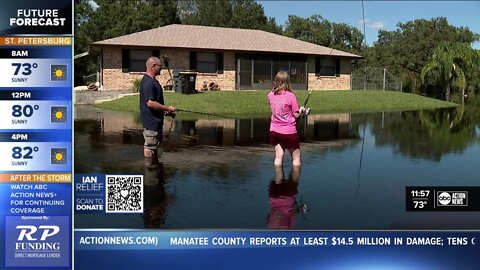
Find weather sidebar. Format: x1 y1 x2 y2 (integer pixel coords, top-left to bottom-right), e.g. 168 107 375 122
0 1 73 270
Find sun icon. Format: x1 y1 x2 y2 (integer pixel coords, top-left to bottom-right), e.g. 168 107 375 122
51 148 67 164
53 67 65 79
51 65 67 81
51 106 67 122
53 110 64 121
53 151 64 162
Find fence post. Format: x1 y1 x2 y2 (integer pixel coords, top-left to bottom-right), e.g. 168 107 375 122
383 67 386 91
364 67 367 91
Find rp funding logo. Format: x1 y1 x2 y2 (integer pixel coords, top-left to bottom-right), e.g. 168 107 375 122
5 216 70 267
16 225 60 240
14 225 61 259
437 191 468 206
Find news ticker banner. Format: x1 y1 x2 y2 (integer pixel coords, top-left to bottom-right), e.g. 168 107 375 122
74 230 480 269
0 0 72 269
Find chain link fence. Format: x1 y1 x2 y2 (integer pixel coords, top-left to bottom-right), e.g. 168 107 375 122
351 67 402 91
82 73 97 85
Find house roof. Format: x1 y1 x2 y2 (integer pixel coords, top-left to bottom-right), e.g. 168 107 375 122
92 24 362 58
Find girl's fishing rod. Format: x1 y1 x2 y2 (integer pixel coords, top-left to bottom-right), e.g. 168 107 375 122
356 0 368 192
301 44 335 115
301 89 313 116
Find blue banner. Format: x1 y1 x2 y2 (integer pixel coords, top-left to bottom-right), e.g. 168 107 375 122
74 230 480 269
0 0 72 269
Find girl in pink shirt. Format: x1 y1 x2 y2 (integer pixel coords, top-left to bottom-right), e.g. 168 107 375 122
267 71 305 166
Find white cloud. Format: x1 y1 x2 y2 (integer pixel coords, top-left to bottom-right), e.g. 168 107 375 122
89 0 99 10
358 18 385 30
369 21 385 30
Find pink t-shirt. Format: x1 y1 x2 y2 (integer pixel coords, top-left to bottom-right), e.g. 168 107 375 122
267 90 299 134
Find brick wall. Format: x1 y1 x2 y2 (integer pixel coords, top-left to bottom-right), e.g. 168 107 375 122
195 51 236 91
101 47 237 91
307 57 352 90
102 48 138 91
101 47 352 91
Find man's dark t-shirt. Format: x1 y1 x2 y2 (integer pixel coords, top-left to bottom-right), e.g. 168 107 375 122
140 75 165 130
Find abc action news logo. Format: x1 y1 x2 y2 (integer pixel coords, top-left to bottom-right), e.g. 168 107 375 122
437 191 468 206
5 216 69 267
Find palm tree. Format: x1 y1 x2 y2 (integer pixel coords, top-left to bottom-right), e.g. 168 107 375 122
420 43 474 102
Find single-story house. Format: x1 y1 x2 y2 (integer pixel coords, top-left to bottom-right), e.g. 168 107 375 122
90 24 362 91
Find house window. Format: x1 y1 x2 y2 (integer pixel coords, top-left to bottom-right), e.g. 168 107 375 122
197 52 217 73
129 50 153 72
290 61 306 84
272 61 289 75
316 57 336 76
253 60 271 85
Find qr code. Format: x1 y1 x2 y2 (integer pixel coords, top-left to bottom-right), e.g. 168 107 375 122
105 175 143 213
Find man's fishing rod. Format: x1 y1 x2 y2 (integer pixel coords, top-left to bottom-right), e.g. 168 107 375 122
161 55 233 119
168 108 235 119
163 109 234 139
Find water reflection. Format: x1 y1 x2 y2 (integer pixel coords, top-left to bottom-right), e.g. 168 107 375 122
369 106 479 161
143 157 169 228
75 104 480 163
74 106 356 151
267 166 302 229
74 101 480 229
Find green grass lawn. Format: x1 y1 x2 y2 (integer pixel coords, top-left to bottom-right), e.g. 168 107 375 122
96 90 457 118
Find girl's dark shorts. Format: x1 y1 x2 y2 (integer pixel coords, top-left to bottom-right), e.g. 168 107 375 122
269 131 300 150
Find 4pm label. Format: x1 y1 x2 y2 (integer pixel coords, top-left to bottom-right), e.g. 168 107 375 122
0 142 70 171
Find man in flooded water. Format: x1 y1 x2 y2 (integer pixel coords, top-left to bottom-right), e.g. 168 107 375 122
139 56 176 158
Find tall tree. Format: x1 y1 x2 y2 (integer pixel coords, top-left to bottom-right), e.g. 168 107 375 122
74 0 180 85
74 0 96 85
420 43 475 101
465 49 480 95
370 17 478 93
331 22 364 53
230 0 281 33
179 0 281 33
179 0 232 26
283 15 363 54
74 0 94 55
88 0 179 41
284 15 332 46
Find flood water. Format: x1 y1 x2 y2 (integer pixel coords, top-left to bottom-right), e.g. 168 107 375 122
74 100 480 230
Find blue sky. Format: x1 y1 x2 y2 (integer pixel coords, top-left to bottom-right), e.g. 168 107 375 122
258 1 480 49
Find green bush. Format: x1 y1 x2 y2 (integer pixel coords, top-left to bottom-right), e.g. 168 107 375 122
132 78 142 92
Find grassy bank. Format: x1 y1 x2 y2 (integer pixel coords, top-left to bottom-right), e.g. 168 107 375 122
96 90 456 118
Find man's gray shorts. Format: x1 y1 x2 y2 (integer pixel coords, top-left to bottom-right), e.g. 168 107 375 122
143 128 162 149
